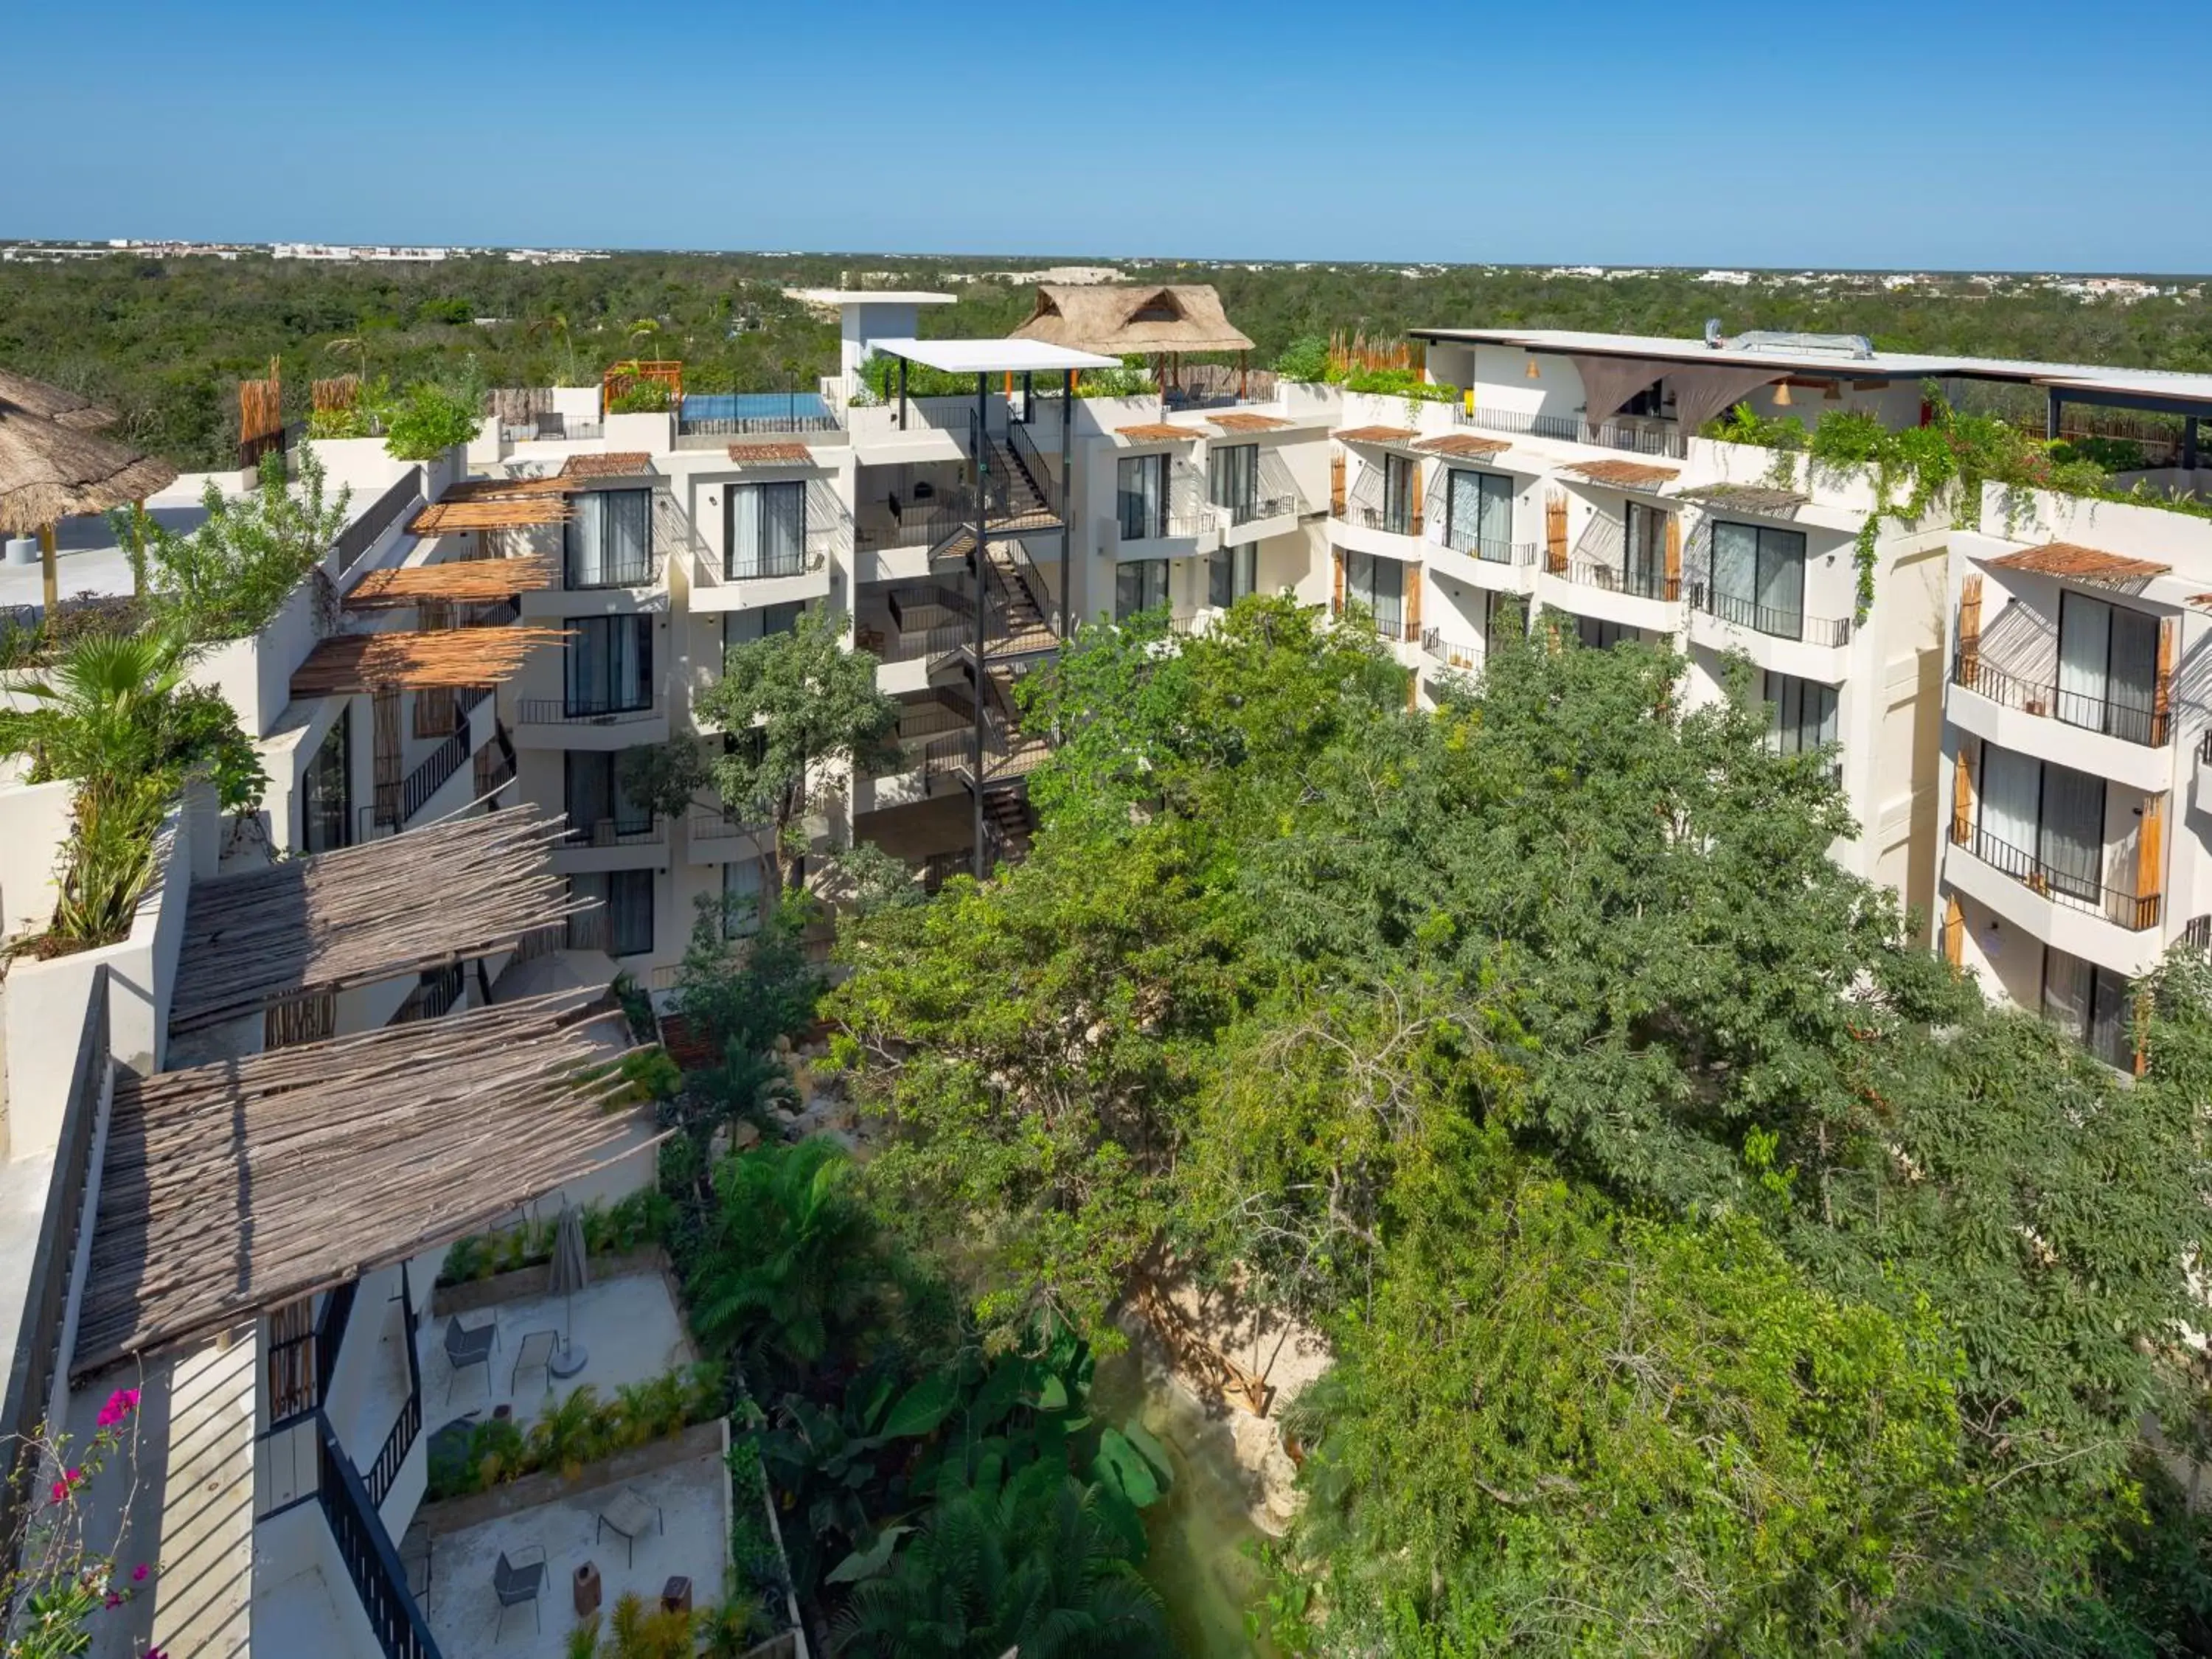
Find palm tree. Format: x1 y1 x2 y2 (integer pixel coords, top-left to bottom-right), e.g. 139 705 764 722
836 1464 1172 1659
686 1138 884 1385
0 627 194 785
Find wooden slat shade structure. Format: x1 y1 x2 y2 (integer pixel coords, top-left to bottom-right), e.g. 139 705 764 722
1956 574 1984 685
1334 425 1420 446
167 810 589 1034
1952 744 1975 844
291 626 566 698
726 442 812 465
1116 422 1200 443
1206 412 1292 434
1562 458 1680 489
1672 482 1810 514
74 990 648 1372
1544 490 1569 574
1415 433 1512 460
1942 895 1965 967
441 474 576 501
1984 542 2171 585
410 496 572 535
561 452 654 479
344 556 557 611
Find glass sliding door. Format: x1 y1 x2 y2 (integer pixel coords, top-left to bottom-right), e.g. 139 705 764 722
563 751 651 843
2036 759 2105 905
1208 444 1259 523
1208 546 1257 609
569 870 655 957
1344 552 1405 638
302 708 350 854
1118 454 1167 540
728 481 807 580
1708 521 1805 638
1623 502 1667 599
1116 558 1169 622
564 614 654 715
1380 455 1416 535
1763 671 1839 756
2042 946 2132 1070
2057 592 2158 744
566 488 653 588
1445 470 1513 560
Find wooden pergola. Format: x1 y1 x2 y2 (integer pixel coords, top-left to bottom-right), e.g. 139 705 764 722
290 625 567 698
408 496 572 535
343 555 557 611
166 810 590 1035
74 990 648 1372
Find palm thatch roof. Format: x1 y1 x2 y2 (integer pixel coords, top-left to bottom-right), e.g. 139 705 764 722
74 989 648 1371
0 394 178 536
0 369 116 431
1011 285 1256 356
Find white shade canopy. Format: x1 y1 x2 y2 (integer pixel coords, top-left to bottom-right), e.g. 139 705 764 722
871 337 1120 375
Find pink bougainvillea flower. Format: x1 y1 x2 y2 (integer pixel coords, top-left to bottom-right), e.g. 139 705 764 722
105 1592 123 1608
133 1563 150 1582
98 1387 142 1427
50 1478 69 1505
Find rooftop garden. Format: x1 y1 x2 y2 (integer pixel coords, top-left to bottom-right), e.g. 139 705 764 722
1705 386 2212 618
1275 332 1458 403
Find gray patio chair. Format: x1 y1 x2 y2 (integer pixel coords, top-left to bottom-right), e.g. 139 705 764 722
493 1545 546 1638
596 1486 664 1568
443 1315 498 1404
510 1329 558 1397
535 411 565 439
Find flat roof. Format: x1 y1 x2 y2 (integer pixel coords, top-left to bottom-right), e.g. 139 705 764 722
792 290 957 307
1410 326 2212 405
869 337 1119 375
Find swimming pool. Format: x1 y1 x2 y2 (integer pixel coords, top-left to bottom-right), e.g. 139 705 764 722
677 392 835 432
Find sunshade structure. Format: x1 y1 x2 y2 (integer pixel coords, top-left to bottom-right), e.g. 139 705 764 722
1335 425 1422 448
167 810 588 1035
1986 541 2171 587
409 495 572 535
1416 433 1514 461
74 990 646 1371
560 452 653 479
1672 481 1811 516
1562 459 1681 489
290 625 568 698
726 442 813 465
1206 412 1293 434
1010 285 1256 357
1116 422 1200 444
0 368 116 430
344 555 557 611
0 386 178 538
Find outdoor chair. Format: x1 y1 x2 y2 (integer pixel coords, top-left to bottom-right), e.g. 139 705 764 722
535 411 565 439
493 1545 546 1638
596 1487 664 1568
443 1316 498 1404
510 1329 558 1397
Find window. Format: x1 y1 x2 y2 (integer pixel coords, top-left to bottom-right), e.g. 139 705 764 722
301 707 350 855
1380 454 1416 535
1974 741 2106 908
563 751 652 843
723 858 763 941
565 488 653 588
1619 379 1676 420
1623 503 1669 599
1764 671 1839 756
1116 559 1169 621
1444 470 1514 560
1208 546 1258 609
563 614 654 715
1708 521 1806 639
1484 591 1523 650
2056 591 2160 745
1208 444 1259 522
727 481 807 580
1576 616 1638 651
725 602 804 653
2041 946 2132 1070
568 870 655 958
1343 552 1405 638
1118 454 1168 540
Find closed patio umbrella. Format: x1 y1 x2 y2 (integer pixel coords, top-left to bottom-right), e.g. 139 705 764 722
0 383 176 613
548 1202 591 1378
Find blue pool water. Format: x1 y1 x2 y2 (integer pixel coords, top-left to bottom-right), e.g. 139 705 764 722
679 392 830 422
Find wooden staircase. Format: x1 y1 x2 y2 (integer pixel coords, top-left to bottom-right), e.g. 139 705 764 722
981 784 1036 864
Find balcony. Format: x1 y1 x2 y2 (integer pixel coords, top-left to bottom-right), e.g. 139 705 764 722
1454 403 1688 460
1419 627 1484 674
511 697 667 751
553 815 668 874
1686 582 1854 676
686 806 771 864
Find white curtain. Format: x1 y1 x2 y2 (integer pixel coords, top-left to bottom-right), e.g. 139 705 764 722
1624 503 1662 591
2106 605 2158 743
2041 947 2091 1041
2056 592 2110 731
1978 742 2039 861
723 858 763 939
1755 529 1806 635
762 483 804 573
605 490 649 578
729 484 762 580
1119 456 1164 539
568 492 606 586
2038 760 2104 903
1711 522 1757 608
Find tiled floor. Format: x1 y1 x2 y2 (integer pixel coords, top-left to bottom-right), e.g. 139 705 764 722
422 1269 696 1432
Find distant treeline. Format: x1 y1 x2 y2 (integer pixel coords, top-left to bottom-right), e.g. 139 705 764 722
3 250 2208 470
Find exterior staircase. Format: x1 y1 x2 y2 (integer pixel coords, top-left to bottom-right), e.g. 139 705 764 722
981 785 1037 866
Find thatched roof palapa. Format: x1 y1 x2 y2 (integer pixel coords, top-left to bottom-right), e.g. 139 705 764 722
0 369 116 431
290 626 566 698
1011 285 1256 356
167 810 589 1034
75 990 651 1371
0 389 178 535
344 556 557 611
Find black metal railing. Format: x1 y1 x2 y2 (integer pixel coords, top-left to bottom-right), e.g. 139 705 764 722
320 1417 439 1659
1957 820 2160 931
364 1265 423 1511
1341 501 1416 536
392 963 465 1026
560 815 661 849
518 696 658 726
1951 654 2165 748
1437 527 1536 566
1691 582 1852 647
726 541 815 582
1565 558 1680 602
337 467 423 579
0 972 110 1612
1453 404 1689 459
1217 490 1298 526
676 390 839 436
1006 420 1061 519
1420 627 1484 671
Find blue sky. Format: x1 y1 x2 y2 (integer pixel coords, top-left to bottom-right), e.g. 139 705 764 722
3 0 2204 273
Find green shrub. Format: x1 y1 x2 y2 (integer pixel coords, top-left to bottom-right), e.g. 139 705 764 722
1273 335 1330 382
608 380 672 414
383 380 481 459
1341 365 1457 402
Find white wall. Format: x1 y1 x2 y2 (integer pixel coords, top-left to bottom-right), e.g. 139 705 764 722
0 776 74 943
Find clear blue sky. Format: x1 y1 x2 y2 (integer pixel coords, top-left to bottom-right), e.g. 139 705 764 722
4 0 2203 274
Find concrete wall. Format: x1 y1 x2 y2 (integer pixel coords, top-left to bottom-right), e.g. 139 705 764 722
0 776 74 943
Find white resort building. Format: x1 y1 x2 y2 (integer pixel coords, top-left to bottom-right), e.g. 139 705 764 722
2 291 2210 1658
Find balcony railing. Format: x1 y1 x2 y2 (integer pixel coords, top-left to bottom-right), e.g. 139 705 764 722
1340 501 1416 537
560 815 664 849
676 390 839 436
392 963 465 1025
1690 582 1852 647
1454 403 1688 460
564 548 660 591
1951 655 2166 748
1436 526 1538 567
1419 627 1484 672
1955 820 2161 931
336 467 423 580
1564 557 1680 602
320 1416 439 1659
363 1263 423 1512
1216 490 1300 527
516 697 659 727
689 807 770 845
